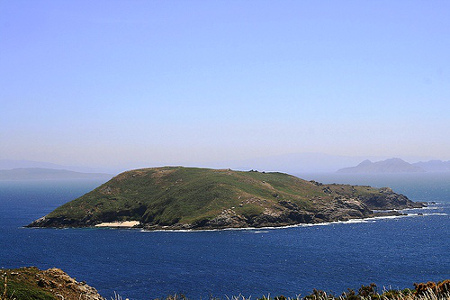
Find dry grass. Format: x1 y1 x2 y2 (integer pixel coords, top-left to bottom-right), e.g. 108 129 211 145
112 289 450 300
2 270 449 300
0 276 15 300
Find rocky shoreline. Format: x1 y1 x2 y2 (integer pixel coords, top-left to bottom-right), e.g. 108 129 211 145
139 207 417 231
28 201 425 232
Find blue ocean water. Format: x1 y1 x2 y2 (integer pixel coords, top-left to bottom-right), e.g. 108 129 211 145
0 174 449 299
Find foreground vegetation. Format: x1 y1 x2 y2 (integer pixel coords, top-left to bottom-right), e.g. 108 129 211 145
28 167 424 230
0 267 103 300
144 281 450 300
1 267 449 300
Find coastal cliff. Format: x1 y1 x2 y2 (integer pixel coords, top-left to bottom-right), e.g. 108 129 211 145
27 167 425 230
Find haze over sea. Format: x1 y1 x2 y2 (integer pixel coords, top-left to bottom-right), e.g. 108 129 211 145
1 173 449 300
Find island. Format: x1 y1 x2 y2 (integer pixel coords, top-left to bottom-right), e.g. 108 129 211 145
27 167 425 230
337 158 425 173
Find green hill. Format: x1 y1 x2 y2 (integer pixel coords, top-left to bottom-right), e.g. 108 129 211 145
27 167 424 230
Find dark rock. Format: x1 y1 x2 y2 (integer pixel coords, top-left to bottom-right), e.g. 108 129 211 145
359 191 425 210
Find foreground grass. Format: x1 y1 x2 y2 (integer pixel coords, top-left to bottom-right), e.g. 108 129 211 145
113 281 450 300
1 267 102 300
2 268 449 300
1 269 54 300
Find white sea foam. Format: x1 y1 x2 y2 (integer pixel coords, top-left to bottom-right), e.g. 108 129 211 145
252 230 270 234
373 205 443 214
405 205 444 211
409 212 448 217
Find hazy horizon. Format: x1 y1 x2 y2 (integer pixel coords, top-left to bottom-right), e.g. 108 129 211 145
1 153 447 175
2 1 449 171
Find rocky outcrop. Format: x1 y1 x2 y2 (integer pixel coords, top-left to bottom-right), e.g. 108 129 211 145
358 187 424 210
38 268 104 300
312 197 372 222
0 267 104 300
27 216 89 228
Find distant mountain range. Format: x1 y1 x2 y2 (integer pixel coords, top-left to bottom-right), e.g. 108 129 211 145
413 160 450 172
2 156 449 177
337 158 450 173
0 155 373 174
206 153 381 173
0 159 109 173
0 168 113 180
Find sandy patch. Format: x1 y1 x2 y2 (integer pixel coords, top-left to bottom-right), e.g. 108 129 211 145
95 221 140 228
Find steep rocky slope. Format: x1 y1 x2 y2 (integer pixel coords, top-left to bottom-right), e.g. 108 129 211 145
0 267 104 300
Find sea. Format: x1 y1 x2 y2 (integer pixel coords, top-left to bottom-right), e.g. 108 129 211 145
0 173 449 300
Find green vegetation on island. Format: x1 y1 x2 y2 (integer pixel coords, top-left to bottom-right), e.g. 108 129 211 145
28 167 425 230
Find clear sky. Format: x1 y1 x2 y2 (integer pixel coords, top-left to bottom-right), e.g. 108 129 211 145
1 1 449 170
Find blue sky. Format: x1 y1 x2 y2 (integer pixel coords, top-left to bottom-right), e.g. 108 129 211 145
1 1 449 170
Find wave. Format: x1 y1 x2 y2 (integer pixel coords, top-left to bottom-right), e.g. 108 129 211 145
405 205 445 211
408 212 448 217
373 205 445 214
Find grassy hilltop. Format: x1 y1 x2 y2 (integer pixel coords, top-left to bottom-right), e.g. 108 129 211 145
28 167 424 229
